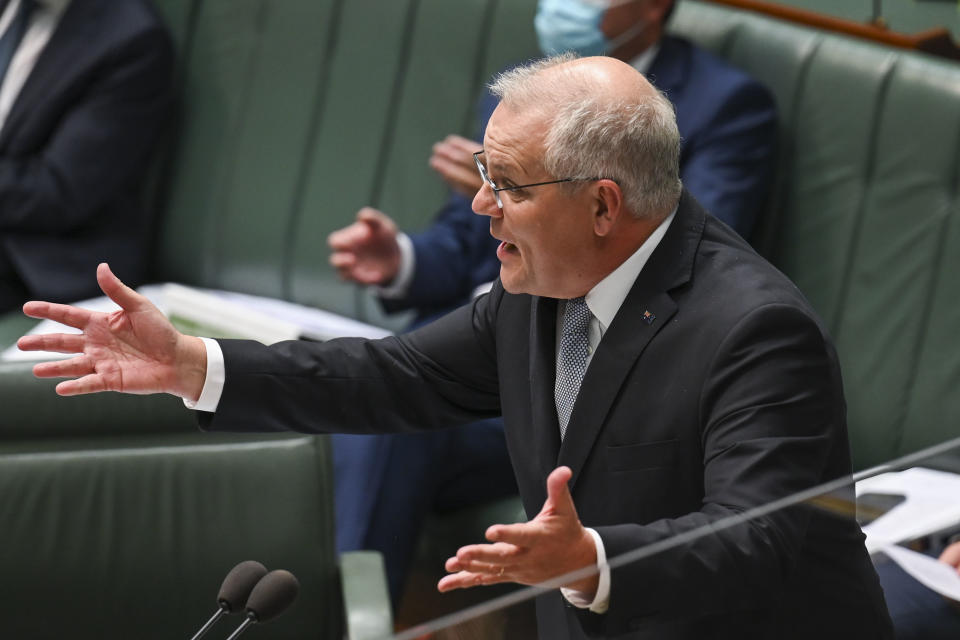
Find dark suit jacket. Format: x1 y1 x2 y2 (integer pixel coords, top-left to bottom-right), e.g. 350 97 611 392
385 35 777 325
0 0 173 302
202 192 891 639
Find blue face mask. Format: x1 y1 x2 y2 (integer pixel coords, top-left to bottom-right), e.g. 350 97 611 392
535 0 607 57
535 0 648 57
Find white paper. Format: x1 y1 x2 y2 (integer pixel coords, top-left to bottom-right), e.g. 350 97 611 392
205 289 391 341
882 545 960 601
857 467 960 553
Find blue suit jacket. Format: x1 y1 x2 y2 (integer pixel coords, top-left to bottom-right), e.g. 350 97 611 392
0 0 174 302
385 36 776 325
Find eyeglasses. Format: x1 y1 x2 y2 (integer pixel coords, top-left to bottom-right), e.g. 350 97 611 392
473 150 609 209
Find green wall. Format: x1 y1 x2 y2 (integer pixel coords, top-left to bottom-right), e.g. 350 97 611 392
778 0 960 38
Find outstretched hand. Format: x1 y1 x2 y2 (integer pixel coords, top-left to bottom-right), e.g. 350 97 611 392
327 207 402 286
18 263 207 401
438 466 599 597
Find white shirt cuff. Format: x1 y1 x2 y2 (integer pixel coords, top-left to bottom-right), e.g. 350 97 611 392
560 527 610 614
182 337 225 413
374 232 415 299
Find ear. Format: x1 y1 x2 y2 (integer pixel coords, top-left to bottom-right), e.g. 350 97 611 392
591 179 624 238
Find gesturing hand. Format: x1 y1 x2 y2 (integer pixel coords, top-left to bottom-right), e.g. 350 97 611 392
327 207 402 286
438 466 599 598
17 263 208 401
429 134 483 198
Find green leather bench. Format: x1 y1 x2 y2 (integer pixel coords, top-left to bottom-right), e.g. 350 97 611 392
670 1 960 469
1 0 959 637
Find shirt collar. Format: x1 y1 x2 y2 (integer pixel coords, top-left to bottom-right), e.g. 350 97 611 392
628 41 661 75
584 207 676 334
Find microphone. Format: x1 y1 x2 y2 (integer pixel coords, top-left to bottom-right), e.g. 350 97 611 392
224 569 300 640
189 560 269 640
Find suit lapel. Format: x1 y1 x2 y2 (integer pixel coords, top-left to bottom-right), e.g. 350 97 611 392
0 0 100 148
558 192 705 492
529 294 562 485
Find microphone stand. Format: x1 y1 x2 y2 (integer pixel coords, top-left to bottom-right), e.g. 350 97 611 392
190 609 225 640
224 616 255 640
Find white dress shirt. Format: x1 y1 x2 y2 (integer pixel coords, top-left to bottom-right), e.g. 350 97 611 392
0 0 71 133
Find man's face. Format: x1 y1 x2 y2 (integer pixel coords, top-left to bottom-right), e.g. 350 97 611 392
472 105 597 299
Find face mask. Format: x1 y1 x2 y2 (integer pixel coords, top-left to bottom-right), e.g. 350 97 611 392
535 0 649 57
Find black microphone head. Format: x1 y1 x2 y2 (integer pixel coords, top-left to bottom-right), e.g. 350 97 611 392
218 561 269 613
245 569 300 623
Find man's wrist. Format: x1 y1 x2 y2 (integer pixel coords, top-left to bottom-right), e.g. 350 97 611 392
375 232 415 299
560 528 610 614
174 334 208 402
563 528 600 595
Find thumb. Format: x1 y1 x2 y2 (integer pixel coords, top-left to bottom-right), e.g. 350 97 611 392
541 466 576 516
356 207 388 232
96 263 145 312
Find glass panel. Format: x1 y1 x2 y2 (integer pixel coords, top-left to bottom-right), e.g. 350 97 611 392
392 435 960 639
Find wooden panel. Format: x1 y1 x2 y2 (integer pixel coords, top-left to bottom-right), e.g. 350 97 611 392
703 0 960 59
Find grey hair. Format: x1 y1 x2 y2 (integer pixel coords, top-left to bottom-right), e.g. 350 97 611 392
489 55 682 219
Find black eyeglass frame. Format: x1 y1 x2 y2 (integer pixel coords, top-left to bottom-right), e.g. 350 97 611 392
473 150 611 209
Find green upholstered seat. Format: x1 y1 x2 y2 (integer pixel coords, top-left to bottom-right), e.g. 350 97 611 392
670 0 960 469
0 433 342 639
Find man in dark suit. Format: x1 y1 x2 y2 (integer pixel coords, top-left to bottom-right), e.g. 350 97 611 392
325 0 776 601
20 55 889 639
0 0 174 312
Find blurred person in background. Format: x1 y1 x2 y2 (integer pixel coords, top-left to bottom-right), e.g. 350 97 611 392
0 0 174 312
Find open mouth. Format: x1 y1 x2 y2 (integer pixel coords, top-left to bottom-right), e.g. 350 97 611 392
497 241 520 259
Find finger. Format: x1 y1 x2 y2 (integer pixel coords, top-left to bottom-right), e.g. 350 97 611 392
32 356 94 379
328 252 356 270
445 555 462 572
456 542 522 567
97 263 146 313
17 333 85 354
437 570 506 593
355 207 390 232
55 373 109 396
938 541 960 568
22 301 92 330
327 223 368 250
350 267 389 286
485 521 541 548
445 134 483 153
543 465 576 515
429 155 482 187
430 138 477 168
434 135 482 158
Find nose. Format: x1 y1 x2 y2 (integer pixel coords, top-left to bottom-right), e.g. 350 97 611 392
472 182 502 218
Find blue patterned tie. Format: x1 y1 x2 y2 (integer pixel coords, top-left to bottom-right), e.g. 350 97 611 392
555 296 591 440
0 0 35 84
